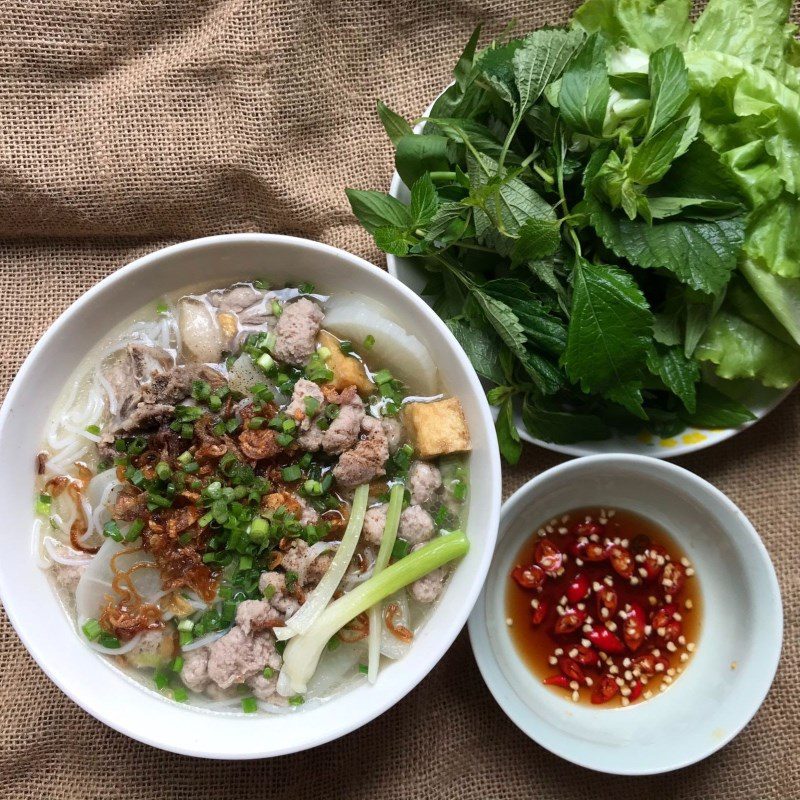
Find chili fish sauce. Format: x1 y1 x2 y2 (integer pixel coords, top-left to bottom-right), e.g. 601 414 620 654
505 507 701 707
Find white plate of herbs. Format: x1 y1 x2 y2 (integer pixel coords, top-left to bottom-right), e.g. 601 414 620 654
346 0 800 461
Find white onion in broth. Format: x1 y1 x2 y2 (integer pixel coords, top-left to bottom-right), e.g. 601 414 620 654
322 296 438 395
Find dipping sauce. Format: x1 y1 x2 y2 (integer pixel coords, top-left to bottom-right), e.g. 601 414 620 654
506 507 701 707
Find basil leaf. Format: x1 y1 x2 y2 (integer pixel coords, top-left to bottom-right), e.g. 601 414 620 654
345 189 411 235
409 174 438 226
377 101 412 145
395 134 456 186
646 45 690 136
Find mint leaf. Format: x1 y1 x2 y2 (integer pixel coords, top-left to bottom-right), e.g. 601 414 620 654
588 198 745 295
445 319 505 384
558 32 611 138
522 395 611 444
373 226 411 256
646 45 690 136
476 39 525 106
496 397 523 465
467 151 555 247
563 257 652 394
513 28 585 113
483 278 567 355
377 101 412 145
512 218 562 264
420 202 468 246
680 384 756 429
345 189 411 235
486 385 514 406
409 174 438 226
474 289 562 394
646 344 700 412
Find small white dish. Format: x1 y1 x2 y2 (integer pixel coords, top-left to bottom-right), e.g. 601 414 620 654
468 454 782 775
385 97 795 459
0 233 501 758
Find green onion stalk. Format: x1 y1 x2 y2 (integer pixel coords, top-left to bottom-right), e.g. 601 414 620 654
277 530 469 696
275 484 370 641
367 482 404 683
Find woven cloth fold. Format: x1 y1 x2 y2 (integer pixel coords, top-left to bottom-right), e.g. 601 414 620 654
0 1 797 798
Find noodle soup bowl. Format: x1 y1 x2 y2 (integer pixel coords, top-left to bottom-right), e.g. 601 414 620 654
0 233 501 758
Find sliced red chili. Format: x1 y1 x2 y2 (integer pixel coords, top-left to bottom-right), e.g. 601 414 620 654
586 625 626 654
591 675 619 704
535 539 563 575
543 674 570 689
660 561 686 594
574 644 598 668
641 544 667 580
596 585 618 619
511 564 545 590
608 544 634 578
553 608 586 635
629 680 643 702
651 603 677 631
622 603 646 652
583 541 608 561
566 572 590 603
530 600 548 626
558 656 585 683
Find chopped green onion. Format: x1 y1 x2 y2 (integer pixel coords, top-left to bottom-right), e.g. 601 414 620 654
241 697 259 713
326 636 341 652
35 493 52 515
282 465 302 482
209 395 223 412
249 516 269 542
239 555 253 571
225 418 240 434
391 538 410 560
339 340 354 355
171 656 184 673
125 519 145 542
263 666 274 679
82 618 103 641
103 520 123 542
155 461 172 481
182 461 200 474
257 353 275 373
303 396 320 416
271 300 283 316
154 670 170 690
363 334 375 349
178 629 193 647
452 480 467 501
247 417 265 430
177 619 194 632
98 633 121 649
177 451 192 465
298 282 315 294
372 369 392 385
156 301 169 314
358 663 368 675
317 346 331 361
172 687 189 703
262 582 276 600
85 424 101 436
146 492 173 509
288 694 305 706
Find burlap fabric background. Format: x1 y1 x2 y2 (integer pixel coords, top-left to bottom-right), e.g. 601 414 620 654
0 1 797 797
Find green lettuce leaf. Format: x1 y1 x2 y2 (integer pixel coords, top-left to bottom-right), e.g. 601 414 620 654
739 258 800 346
744 194 800 279
695 308 800 389
690 0 796 78
572 0 692 53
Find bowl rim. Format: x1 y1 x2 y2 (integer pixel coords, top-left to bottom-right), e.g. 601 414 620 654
467 453 783 775
0 232 502 758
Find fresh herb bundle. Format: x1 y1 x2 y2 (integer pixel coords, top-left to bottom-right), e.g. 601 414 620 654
346 0 800 462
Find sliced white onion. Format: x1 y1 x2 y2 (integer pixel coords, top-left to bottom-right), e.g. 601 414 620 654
85 632 145 656
181 628 230 652
43 536 94 567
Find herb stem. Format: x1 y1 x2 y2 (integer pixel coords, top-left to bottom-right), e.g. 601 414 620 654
428 171 457 182
532 163 555 184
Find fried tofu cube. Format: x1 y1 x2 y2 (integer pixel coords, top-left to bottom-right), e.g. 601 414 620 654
318 330 374 396
402 398 471 459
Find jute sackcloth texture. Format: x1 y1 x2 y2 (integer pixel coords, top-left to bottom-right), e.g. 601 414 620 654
0 2 797 798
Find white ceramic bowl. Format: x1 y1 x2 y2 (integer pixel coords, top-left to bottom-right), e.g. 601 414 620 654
0 233 501 758
468 454 782 775
385 96 795 459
